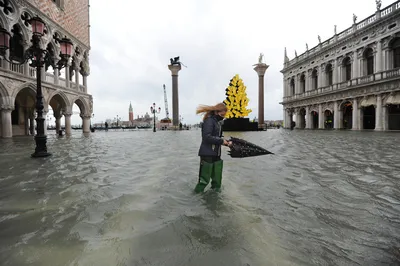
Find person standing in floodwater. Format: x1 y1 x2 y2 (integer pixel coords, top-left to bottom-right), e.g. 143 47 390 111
194 103 232 193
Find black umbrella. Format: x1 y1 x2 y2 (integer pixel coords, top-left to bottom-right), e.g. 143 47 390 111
227 137 274 158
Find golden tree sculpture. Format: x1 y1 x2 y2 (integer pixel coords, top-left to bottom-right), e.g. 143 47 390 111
223 74 252 118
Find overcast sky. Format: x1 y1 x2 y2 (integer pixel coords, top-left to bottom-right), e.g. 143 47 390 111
72 0 391 125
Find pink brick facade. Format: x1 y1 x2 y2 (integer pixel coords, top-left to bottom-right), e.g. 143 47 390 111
26 0 90 47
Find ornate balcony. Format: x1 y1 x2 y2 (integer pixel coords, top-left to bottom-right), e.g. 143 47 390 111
283 68 400 103
3 60 87 93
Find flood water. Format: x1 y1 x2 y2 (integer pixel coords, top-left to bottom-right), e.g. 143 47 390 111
0 129 399 266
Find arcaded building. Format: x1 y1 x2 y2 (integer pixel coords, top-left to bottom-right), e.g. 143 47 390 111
281 1 400 131
0 0 92 137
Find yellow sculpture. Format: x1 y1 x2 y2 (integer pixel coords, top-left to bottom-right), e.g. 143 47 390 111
223 74 252 118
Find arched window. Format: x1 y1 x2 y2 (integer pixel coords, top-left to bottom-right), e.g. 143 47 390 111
10 24 24 62
343 57 352 81
364 48 374 75
300 74 306 93
391 38 400 69
290 78 295 96
326 64 333 86
312 69 318 90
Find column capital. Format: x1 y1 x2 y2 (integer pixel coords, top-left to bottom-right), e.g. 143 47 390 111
253 63 269 76
168 64 181 75
0 104 13 111
63 112 72 117
80 114 92 119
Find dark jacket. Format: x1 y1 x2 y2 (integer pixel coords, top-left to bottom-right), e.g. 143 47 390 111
198 114 224 157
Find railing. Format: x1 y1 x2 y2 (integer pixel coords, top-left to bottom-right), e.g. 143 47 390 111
0 64 87 93
284 68 400 102
285 0 400 68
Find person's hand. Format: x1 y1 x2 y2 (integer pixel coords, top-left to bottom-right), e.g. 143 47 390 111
223 139 229 146
228 141 233 147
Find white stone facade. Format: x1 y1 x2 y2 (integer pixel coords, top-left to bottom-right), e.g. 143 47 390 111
0 0 92 138
281 1 400 131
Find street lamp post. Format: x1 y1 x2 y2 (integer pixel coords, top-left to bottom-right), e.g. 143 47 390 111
150 103 161 132
0 16 73 157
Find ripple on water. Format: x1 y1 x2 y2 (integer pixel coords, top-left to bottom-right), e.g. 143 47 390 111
0 130 399 265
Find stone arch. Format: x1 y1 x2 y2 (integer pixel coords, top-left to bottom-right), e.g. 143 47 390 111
11 84 39 136
47 90 70 111
10 22 29 46
323 109 334 129
340 100 353 129
12 82 35 98
338 99 353 109
71 96 90 115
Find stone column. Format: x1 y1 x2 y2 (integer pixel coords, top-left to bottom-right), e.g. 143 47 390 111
54 68 60 85
283 109 288 128
383 105 389 131
82 75 88 93
1 107 13 138
375 94 383 131
64 112 72 136
376 40 383 73
295 110 301 129
168 64 182 127
383 49 389 71
358 108 363 130
75 67 80 91
305 106 311 129
334 101 339 129
253 63 269 129
65 62 71 89
338 61 343 83
55 114 62 133
41 66 46 82
352 98 359 130
318 104 324 129
307 70 312 91
333 59 338 84
81 114 91 133
353 51 359 79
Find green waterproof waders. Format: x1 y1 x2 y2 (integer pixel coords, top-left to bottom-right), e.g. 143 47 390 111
194 159 223 193
211 160 223 192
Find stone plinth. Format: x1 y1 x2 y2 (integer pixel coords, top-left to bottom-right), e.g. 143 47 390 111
168 64 182 127
253 63 269 129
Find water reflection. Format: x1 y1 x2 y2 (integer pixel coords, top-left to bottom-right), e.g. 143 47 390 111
0 130 399 265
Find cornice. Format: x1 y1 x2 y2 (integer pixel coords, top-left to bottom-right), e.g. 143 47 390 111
282 11 400 73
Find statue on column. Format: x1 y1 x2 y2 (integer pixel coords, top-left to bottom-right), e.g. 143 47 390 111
258 53 264 64
353 13 358 24
376 0 382 11
306 43 308 51
334 25 337 35
170 56 180 65
318 35 321 44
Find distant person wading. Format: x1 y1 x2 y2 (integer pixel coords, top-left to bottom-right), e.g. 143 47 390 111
194 103 232 193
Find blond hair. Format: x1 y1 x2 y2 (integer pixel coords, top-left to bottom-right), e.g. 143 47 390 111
196 102 227 121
